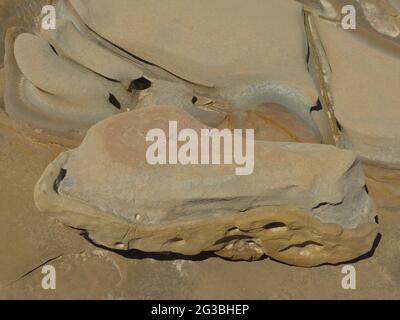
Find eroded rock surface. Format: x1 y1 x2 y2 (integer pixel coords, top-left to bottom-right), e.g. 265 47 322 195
69 0 314 88
315 17 400 168
3 0 325 145
34 107 378 266
2 0 397 269
218 103 320 143
363 164 400 208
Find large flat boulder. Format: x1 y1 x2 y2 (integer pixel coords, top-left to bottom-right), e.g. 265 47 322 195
34 106 378 266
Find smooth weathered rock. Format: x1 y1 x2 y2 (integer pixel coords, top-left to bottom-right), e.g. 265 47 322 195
218 103 320 143
41 19 144 89
315 17 400 168
3 27 134 145
303 7 400 174
69 0 315 87
0 101 396 299
363 164 400 208
67 0 323 138
35 107 377 266
3 0 326 145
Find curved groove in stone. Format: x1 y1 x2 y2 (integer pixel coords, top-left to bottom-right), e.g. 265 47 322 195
41 19 143 89
4 28 126 143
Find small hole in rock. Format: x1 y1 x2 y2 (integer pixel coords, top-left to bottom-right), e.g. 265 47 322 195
108 93 121 109
129 77 152 91
192 96 198 104
310 99 323 112
264 222 286 230
53 168 67 194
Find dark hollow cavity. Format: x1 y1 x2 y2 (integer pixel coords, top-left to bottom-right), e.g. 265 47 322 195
129 77 152 91
306 42 311 71
49 44 58 55
263 222 287 230
53 168 67 194
312 201 342 210
336 120 343 131
310 99 323 112
108 93 121 109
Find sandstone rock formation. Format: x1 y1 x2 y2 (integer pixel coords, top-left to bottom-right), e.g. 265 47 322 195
6 1 397 151
218 103 320 143
297 1 400 205
363 164 400 208
34 107 378 266
3 0 330 145
3 0 398 266
3 27 128 145
68 0 312 87
314 16 400 168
